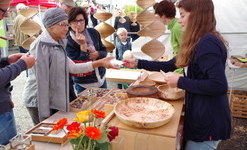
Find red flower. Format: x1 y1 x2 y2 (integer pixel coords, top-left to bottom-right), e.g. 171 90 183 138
91 109 106 118
85 126 102 140
67 122 81 132
66 122 82 139
107 126 119 141
52 118 67 131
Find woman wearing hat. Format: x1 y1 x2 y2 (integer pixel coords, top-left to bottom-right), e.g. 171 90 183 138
22 8 117 125
66 7 108 94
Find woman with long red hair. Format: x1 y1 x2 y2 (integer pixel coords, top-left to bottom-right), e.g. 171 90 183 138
123 0 231 149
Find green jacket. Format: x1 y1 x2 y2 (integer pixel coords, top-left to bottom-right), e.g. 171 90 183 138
168 18 182 56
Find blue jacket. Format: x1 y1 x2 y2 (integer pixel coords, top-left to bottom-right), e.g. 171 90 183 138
66 28 107 84
0 57 26 114
115 37 132 60
138 34 231 142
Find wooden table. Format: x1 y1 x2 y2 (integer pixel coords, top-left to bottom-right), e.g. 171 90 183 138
107 100 184 150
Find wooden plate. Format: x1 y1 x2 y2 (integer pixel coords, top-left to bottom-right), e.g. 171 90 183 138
157 84 185 100
114 97 175 128
148 72 167 84
126 85 158 98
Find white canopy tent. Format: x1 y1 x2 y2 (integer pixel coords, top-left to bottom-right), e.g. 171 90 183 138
131 0 247 90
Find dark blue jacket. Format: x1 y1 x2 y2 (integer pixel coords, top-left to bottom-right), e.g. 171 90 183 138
66 28 107 84
138 34 231 142
115 36 132 60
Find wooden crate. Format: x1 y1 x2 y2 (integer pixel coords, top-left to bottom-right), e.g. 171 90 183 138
230 91 247 118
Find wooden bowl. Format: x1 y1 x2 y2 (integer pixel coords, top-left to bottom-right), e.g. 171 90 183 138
22 36 36 50
141 39 165 60
102 39 115 52
157 84 185 100
138 19 166 39
93 12 112 22
95 23 115 38
126 85 158 98
19 8 38 19
148 72 167 84
20 19 41 37
139 79 156 86
137 10 155 27
114 97 175 128
136 0 156 9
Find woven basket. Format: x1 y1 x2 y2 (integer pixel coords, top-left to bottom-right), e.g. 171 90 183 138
230 90 247 118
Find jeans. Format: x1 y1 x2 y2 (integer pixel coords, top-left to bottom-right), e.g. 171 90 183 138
0 110 17 145
185 140 221 150
75 80 107 95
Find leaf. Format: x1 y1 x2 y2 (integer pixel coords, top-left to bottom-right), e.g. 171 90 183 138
96 132 109 143
95 142 109 150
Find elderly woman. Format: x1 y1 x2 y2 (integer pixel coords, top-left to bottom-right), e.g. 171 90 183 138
22 8 116 125
66 7 107 94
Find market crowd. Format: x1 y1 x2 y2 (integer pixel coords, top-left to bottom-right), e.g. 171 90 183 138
0 0 231 150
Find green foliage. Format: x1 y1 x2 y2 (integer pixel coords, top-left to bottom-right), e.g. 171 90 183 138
123 5 143 16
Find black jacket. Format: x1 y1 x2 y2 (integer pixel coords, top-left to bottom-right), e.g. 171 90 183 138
66 28 107 84
138 34 231 142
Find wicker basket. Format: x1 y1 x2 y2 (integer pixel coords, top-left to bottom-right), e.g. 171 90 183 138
230 90 247 118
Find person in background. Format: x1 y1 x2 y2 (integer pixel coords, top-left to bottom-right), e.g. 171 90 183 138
0 0 36 145
66 7 107 95
114 9 131 32
57 0 75 15
115 28 132 61
155 0 183 73
155 0 182 56
128 11 140 42
22 8 117 125
13 3 29 53
123 0 231 149
115 28 132 89
13 3 30 77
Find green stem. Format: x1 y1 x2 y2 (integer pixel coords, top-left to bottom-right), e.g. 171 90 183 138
76 136 84 150
87 139 92 150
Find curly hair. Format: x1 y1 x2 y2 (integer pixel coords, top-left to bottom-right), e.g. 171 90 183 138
154 0 176 18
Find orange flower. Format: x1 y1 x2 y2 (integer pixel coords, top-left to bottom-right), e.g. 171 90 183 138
67 130 82 139
66 122 82 139
52 118 67 131
91 109 106 118
85 126 102 140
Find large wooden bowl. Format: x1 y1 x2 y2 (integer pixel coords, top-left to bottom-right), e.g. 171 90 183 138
20 19 41 37
93 12 112 22
95 23 115 38
137 0 156 9
126 85 158 98
148 72 167 84
141 39 165 60
114 97 175 128
22 36 36 50
157 84 185 100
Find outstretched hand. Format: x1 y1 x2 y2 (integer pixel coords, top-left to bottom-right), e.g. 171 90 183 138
8 53 25 64
102 57 121 69
122 58 137 68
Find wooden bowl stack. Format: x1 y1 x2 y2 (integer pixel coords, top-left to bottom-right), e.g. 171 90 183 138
19 8 40 50
136 0 166 60
94 12 115 52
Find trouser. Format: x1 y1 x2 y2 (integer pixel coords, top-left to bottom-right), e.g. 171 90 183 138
0 110 17 145
75 80 107 95
26 107 58 126
185 140 221 150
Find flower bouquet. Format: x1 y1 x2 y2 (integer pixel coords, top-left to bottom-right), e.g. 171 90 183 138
51 109 119 150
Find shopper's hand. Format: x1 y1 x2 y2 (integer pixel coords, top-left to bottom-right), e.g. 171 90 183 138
102 57 121 69
122 58 137 68
76 28 86 46
20 53 36 68
8 53 25 64
165 72 182 88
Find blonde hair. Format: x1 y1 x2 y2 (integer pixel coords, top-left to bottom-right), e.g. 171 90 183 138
116 28 127 35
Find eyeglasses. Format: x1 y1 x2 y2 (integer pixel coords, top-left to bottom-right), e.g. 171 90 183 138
57 23 70 28
72 19 85 24
0 8 9 18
